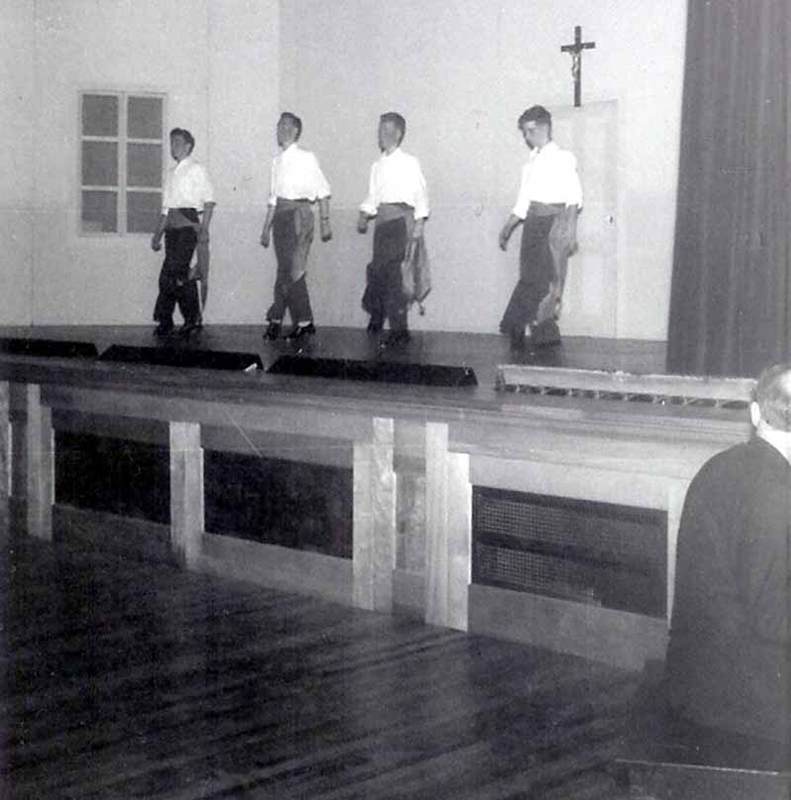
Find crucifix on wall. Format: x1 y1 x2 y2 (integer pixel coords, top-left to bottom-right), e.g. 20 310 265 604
561 25 596 107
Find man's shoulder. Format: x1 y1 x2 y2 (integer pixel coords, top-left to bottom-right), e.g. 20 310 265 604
693 440 768 489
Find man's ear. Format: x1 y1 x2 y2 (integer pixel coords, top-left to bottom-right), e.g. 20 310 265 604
750 401 762 428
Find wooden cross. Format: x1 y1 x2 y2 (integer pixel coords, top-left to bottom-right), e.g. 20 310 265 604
560 25 596 107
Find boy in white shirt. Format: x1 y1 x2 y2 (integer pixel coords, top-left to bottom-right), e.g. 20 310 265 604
498 105 582 349
260 113 332 341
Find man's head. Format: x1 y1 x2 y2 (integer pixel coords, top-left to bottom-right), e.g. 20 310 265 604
751 364 791 433
277 113 302 148
518 105 552 150
378 112 406 152
169 128 195 161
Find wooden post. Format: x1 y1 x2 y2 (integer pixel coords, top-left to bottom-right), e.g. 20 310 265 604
169 421 203 567
0 381 9 534
447 451 472 630
425 422 472 630
353 417 396 611
25 384 53 541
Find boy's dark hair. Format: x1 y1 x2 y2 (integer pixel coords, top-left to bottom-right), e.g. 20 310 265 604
380 112 406 142
170 128 195 152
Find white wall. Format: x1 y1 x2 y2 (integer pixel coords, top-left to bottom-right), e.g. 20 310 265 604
5 0 685 338
0 0 36 324
280 0 687 339
24 0 279 325
205 0 279 324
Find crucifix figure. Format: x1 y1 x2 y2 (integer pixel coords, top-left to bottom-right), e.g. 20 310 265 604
561 25 596 107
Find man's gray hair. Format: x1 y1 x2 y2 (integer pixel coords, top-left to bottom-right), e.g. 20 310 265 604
755 364 791 431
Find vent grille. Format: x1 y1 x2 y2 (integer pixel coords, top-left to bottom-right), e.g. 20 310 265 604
473 487 666 617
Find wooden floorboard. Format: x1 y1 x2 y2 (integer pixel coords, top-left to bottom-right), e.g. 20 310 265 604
1 528 637 799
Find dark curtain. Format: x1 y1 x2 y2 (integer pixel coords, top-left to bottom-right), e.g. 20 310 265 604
667 0 791 377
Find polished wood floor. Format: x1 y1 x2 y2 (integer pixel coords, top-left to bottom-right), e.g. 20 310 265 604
0 528 638 799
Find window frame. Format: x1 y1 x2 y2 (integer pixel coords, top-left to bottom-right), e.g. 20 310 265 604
78 89 167 238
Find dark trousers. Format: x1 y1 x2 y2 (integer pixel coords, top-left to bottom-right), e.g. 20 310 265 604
153 226 200 326
500 214 555 333
267 207 314 324
362 217 408 331
267 275 313 324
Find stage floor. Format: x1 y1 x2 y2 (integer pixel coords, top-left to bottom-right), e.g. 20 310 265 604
0 324 667 391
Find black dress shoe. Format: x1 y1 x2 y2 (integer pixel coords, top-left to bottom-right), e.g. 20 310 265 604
383 329 411 347
263 321 281 340
178 321 201 337
531 319 561 347
154 323 173 338
286 322 316 340
509 328 526 350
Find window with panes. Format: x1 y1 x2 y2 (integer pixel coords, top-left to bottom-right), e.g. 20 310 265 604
80 92 165 235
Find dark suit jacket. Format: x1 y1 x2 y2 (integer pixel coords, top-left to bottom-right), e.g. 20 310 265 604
665 437 791 742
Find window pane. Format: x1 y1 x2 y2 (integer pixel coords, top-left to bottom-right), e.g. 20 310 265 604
82 190 118 233
82 141 118 186
127 143 162 187
127 191 161 233
82 94 118 136
128 96 162 139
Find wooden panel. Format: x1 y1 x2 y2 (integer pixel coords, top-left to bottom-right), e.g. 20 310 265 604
42 384 375 441
393 568 425 618
393 418 426 472
458 420 740 482
371 417 396 612
470 454 678 509
352 417 396 612
352 418 396 612
452 412 749 461
468 582 668 671
425 422 450 627
395 469 425 573
10 382 26 500
201 425 352 468
0 381 8 529
199 533 353 606
169 421 203 567
25 384 53 541
352 440 374 609
425 429 471 631
447 451 472 631
203 450 352 557
52 410 168 445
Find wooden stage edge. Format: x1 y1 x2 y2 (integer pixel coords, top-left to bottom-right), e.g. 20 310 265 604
0 325 753 672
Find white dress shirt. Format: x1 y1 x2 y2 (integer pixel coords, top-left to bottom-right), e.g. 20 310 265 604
512 140 583 220
360 147 430 220
162 156 215 213
268 143 331 206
